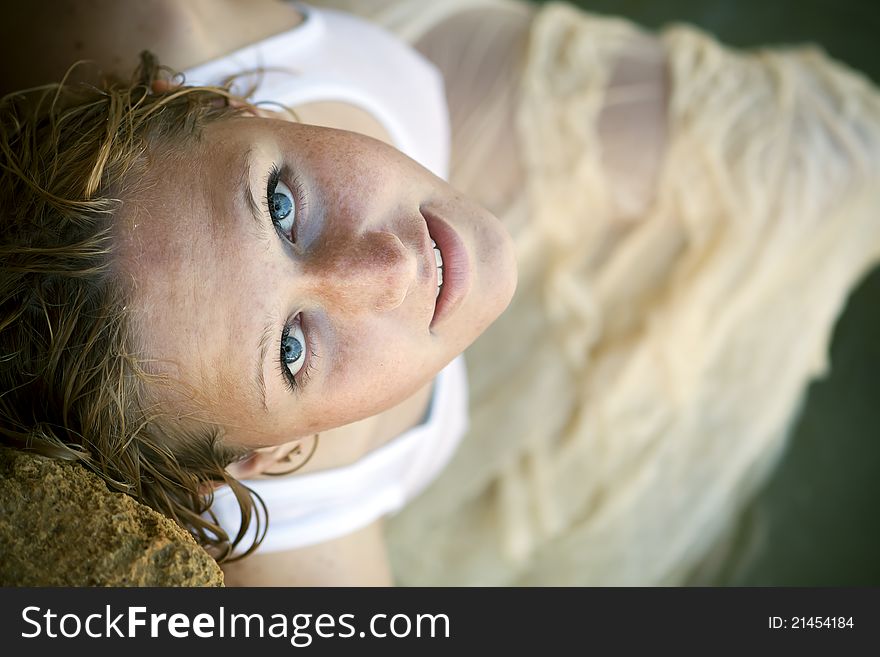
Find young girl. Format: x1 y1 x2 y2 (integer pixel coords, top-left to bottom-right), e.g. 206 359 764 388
2 0 878 586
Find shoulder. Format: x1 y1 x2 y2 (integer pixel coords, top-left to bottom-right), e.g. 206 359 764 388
0 0 304 93
221 518 394 586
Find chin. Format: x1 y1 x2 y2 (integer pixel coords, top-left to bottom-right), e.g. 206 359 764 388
489 224 519 314
467 263 518 347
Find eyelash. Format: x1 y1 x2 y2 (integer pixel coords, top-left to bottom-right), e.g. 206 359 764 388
264 163 317 393
265 163 308 241
276 321 320 394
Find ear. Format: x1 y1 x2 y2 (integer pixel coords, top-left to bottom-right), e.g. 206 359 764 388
149 78 241 105
150 79 177 94
224 452 262 480
225 439 305 479
149 79 290 120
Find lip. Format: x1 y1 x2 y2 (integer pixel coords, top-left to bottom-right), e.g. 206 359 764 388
421 207 471 330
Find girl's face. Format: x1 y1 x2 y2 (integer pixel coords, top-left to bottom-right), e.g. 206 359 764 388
116 116 516 448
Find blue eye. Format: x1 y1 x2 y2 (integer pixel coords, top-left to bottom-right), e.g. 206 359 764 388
265 166 314 391
266 166 296 237
271 189 292 220
281 322 306 378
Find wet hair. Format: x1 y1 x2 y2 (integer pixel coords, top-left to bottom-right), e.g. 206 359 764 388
0 53 268 561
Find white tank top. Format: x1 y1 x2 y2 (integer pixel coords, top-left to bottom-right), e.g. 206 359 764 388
187 3 468 553
182 1 450 179
212 355 468 553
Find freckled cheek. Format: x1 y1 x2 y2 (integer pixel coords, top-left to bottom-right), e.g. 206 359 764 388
319 193 383 236
315 328 426 423
312 148 408 216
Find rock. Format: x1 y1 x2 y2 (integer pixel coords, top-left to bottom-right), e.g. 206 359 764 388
0 446 223 586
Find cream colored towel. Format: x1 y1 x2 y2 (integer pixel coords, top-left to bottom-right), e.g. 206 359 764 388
314 1 880 585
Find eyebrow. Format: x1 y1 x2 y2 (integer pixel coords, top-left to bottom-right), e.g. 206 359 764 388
239 147 274 413
254 322 274 413
240 147 265 231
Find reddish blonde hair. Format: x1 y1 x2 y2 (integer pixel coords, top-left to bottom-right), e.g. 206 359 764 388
0 53 267 561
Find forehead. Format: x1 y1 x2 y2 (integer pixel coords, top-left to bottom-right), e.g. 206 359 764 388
121 140 249 306
114 127 268 415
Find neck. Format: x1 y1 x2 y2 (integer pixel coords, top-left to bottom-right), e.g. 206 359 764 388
168 0 305 70
288 380 435 475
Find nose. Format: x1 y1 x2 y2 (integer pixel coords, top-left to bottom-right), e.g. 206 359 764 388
303 230 417 314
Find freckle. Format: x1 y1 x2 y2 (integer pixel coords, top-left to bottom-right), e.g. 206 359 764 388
73 40 84 51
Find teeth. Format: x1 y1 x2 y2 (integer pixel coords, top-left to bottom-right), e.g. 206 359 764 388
431 238 444 298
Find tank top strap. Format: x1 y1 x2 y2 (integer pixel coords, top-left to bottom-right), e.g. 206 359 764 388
183 2 450 179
